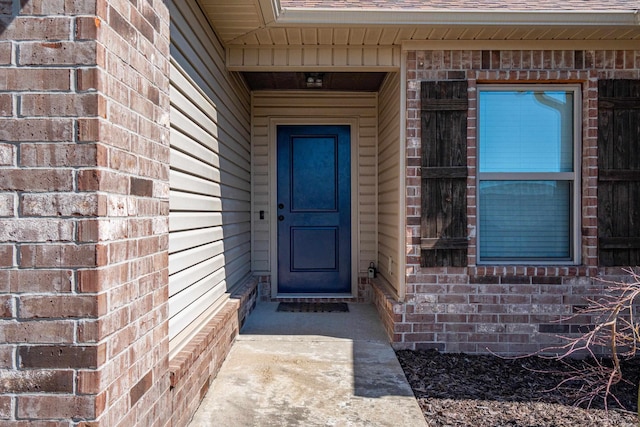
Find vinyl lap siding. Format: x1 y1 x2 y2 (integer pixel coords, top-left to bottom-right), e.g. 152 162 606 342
252 92 378 277
377 73 401 293
169 0 251 356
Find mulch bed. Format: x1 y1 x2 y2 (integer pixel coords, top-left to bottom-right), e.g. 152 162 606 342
396 349 640 427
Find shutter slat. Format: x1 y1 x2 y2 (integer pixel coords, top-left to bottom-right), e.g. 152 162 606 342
599 170 640 182
599 98 640 110
421 237 468 250
420 81 468 267
421 99 468 111
422 166 467 179
599 237 640 250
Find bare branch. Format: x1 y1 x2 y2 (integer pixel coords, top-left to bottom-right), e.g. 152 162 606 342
517 268 640 414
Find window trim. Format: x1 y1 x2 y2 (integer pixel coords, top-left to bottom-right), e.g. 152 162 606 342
476 84 582 265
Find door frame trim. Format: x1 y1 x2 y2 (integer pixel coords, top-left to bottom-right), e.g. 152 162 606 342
268 118 360 298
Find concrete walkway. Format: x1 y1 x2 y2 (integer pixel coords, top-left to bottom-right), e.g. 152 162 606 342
189 302 427 427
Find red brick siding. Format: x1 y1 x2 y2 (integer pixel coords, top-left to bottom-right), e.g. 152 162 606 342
0 0 171 424
91 1 172 425
0 1 101 424
398 49 640 354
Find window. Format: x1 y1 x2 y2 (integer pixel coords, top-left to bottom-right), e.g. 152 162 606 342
477 85 581 264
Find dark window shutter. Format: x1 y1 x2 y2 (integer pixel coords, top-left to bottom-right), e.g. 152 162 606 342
420 81 468 267
598 79 640 266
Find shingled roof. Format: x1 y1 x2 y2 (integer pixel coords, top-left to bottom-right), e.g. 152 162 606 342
280 0 639 11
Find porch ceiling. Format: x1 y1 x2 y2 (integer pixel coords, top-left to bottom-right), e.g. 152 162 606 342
199 0 640 46
197 0 270 43
241 71 387 91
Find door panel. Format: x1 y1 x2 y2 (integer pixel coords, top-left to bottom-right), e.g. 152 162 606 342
291 227 337 270
291 137 337 211
277 125 351 294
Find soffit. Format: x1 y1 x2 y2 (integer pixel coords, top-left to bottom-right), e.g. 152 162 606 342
197 0 268 44
228 26 640 46
199 0 640 46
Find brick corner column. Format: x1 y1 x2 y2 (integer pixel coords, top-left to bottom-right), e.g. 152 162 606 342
0 1 172 425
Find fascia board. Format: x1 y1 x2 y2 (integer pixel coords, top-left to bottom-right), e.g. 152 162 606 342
274 8 640 27
258 0 281 24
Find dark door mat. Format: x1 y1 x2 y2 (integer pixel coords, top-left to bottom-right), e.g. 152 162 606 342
276 302 349 313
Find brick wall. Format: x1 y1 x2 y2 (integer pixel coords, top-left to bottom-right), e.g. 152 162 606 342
0 1 171 425
396 49 640 355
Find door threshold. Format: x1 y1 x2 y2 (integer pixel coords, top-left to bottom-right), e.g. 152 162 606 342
275 293 355 300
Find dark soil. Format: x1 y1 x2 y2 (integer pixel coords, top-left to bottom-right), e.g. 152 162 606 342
396 350 640 427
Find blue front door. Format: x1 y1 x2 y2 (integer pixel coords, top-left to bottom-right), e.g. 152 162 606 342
277 125 351 294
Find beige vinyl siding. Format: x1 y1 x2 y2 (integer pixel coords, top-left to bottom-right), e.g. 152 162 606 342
377 73 402 294
169 0 251 357
252 91 378 281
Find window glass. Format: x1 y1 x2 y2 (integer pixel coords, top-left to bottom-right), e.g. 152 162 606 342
477 85 579 263
479 91 574 173
479 181 571 260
